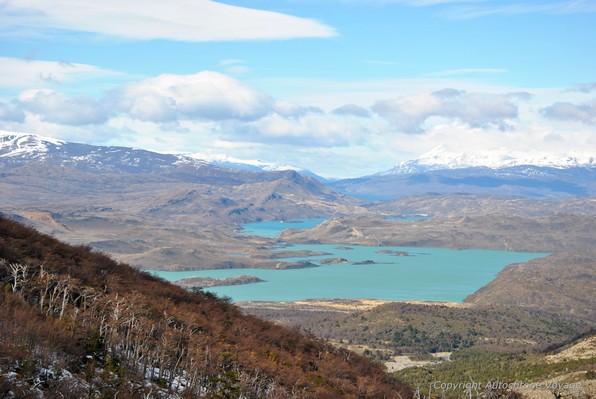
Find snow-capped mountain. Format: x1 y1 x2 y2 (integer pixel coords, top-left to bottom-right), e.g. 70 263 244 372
380 146 596 176
0 132 66 160
3 131 594 199
329 146 596 199
0 131 326 179
187 152 326 180
189 153 301 173
0 131 351 227
0 131 209 173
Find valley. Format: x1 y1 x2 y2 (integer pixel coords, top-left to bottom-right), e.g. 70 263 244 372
2 1 595 397
1 133 595 398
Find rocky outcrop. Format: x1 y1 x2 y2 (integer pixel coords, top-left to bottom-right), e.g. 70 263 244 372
320 257 349 264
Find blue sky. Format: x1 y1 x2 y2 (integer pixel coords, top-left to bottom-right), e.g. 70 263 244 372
0 0 595 177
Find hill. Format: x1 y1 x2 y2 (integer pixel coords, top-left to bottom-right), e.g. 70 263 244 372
0 133 368 270
0 133 357 224
279 213 596 252
369 194 596 218
0 215 412 398
465 251 596 320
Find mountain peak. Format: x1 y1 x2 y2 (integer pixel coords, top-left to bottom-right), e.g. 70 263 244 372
0 131 65 159
381 147 596 175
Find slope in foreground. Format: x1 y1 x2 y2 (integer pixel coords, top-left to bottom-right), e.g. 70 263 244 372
0 215 411 398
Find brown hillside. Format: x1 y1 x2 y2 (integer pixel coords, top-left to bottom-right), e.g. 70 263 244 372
0 215 412 398
465 252 596 321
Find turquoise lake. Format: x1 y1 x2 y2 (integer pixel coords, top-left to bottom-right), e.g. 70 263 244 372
240 219 329 239
150 220 549 303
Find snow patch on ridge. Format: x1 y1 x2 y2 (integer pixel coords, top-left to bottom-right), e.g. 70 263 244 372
380 145 596 175
0 131 303 173
188 152 306 173
0 131 65 159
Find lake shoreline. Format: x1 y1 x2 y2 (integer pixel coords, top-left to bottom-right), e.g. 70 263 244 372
147 219 550 302
237 298 469 313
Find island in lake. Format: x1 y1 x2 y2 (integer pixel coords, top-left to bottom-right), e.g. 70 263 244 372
175 275 265 288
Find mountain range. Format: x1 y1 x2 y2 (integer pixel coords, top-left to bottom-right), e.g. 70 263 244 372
2 131 594 200
0 132 324 179
330 147 596 199
380 145 595 174
0 132 354 220
1 131 595 270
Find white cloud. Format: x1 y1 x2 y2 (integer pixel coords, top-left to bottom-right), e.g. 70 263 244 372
251 76 534 111
220 112 369 147
273 100 322 118
219 59 251 75
566 83 596 93
0 56 121 90
372 89 520 133
1 68 594 178
1 0 336 41
2 71 276 126
373 93 441 133
111 71 274 122
224 65 251 75
17 89 109 125
541 99 596 125
333 104 371 117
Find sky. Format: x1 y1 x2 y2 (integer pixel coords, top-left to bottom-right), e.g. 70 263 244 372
0 0 595 178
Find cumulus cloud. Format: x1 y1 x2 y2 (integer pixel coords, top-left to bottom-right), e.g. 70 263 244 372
373 93 440 133
4 71 278 126
332 104 371 118
110 71 274 122
432 88 464 98
1 0 336 41
541 99 596 125
372 89 519 133
3 68 578 159
17 90 109 125
219 112 367 147
2 70 336 138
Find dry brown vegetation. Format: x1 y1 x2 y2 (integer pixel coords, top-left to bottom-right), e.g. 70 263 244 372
0 215 412 398
465 252 596 321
